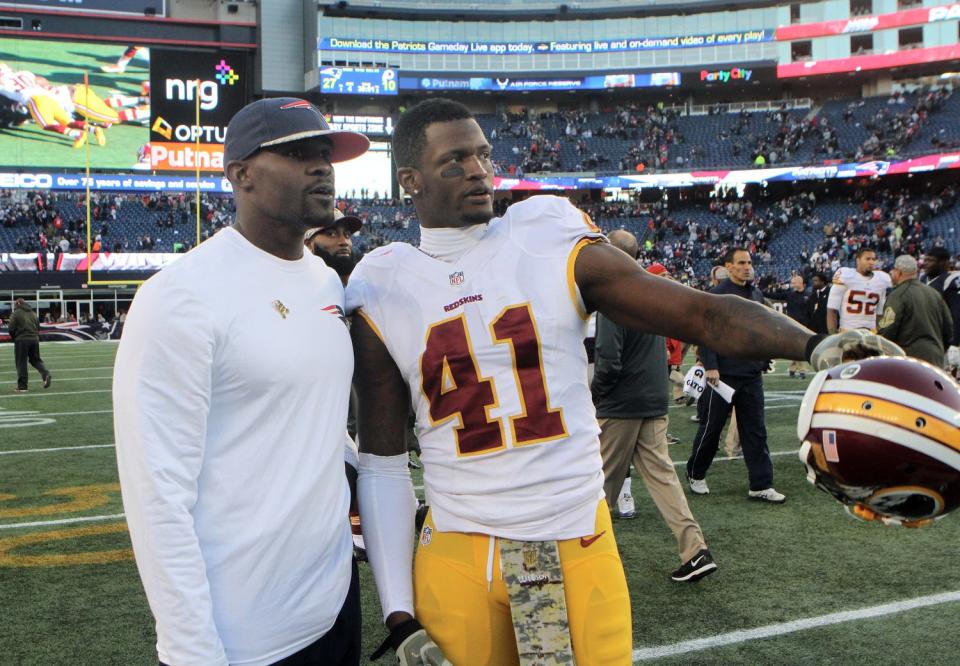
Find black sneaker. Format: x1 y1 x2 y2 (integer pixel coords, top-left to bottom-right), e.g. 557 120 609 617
671 548 718 583
43 373 52 389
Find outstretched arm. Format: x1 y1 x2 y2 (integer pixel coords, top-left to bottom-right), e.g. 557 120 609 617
575 242 813 361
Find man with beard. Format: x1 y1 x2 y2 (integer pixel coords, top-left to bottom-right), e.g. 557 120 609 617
114 98 369 666
305 208 362 285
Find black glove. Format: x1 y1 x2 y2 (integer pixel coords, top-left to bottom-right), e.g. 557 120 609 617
371 618 451 665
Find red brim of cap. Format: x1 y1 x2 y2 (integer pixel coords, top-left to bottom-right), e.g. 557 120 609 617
327 131 371 163
261 129 370 163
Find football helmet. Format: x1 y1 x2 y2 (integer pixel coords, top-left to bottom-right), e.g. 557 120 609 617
797 356 960 527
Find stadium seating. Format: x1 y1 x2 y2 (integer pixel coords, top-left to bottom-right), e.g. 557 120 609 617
3 183 957 287
475 88 956 174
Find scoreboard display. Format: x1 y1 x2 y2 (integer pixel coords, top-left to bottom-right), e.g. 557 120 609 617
319 67 398 96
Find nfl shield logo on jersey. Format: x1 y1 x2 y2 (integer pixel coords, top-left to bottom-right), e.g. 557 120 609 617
449 271 465 286
420 525 433 546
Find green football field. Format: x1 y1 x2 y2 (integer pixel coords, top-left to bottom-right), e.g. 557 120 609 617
0 38 148 170
0 341 957 665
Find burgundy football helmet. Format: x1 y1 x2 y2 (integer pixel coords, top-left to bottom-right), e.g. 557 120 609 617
798 356 960 527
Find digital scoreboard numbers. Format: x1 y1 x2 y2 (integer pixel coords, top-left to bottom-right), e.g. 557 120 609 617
319 67 398 96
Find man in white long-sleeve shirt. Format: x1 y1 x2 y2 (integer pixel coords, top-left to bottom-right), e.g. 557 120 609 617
113 98 369 666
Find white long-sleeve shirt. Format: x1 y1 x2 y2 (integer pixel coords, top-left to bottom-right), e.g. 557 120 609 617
114 227 354 666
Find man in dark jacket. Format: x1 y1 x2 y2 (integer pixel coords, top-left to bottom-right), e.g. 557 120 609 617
807 272 831 335
764 275 811 378
879 255 953 367
922 247 959 376
592 230 717 583
8 298 51 392
686 248 786 504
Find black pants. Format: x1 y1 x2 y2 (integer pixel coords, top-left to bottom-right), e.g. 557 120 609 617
14 340 49 390
686 374 774 491
161 559 361 666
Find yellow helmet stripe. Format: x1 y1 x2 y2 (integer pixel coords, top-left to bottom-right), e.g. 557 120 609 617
814 393 960 452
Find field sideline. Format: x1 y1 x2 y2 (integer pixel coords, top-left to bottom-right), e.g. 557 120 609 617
0 341 957 665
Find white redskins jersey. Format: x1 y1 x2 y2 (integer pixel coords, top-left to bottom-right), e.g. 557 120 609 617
0 68 71 110
827 267 892 331
347 195 606 540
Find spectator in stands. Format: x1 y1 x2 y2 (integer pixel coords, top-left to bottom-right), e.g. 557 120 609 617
879 255 954 367
686 248 785 504
114 98 370 666
8 297 52 392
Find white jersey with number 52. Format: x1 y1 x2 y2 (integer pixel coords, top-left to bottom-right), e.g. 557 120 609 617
827 267 892 331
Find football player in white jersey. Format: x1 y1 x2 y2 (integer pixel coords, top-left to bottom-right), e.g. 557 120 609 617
347 99 879 666
827 247 892 332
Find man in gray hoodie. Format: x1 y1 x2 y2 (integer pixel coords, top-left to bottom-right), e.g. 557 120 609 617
8 298 51 392
591 231 716 583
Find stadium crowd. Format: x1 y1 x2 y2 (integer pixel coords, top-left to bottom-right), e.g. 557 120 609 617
474 86 956 174
3 182 958 294
0 189 235 253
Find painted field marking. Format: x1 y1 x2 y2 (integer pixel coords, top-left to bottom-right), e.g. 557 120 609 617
0 389 113 399
0 376 113 385
0 444 115 456
0 513 125 531
0 366 114 375
632 590 960 661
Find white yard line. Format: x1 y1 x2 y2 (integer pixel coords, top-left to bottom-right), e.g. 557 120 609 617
0 376 112 385
0 366 113 374
0 444 115 455
0 513 125 530
632 590 960 661
25 409 113 417
0 389 112 399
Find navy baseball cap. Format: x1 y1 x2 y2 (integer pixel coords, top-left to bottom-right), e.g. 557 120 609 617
223 97 370 166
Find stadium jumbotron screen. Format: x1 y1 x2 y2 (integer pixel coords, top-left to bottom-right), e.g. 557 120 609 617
0 37 151 171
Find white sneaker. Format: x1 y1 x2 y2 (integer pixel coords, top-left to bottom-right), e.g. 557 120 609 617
617 493 636 519
687 476 710 495
748 487 786 504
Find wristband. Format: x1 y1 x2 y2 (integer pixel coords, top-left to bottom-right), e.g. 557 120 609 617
804 334 827 363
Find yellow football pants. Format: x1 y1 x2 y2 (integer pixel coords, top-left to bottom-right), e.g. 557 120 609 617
414 501 633 666
26 92 72 129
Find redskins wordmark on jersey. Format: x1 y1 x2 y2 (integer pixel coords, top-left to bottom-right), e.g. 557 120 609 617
346 195 606 541
827 266 892 331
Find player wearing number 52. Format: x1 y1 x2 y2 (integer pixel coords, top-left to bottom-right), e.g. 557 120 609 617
827 247 892 333
878 255 954 367
347 99 828 666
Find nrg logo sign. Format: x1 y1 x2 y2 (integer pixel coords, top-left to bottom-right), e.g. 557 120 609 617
165 59 239 111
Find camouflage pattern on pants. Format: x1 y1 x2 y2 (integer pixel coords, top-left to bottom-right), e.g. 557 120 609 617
500 538 575 665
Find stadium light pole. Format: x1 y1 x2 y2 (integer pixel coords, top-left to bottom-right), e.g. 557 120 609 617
195 79 201 248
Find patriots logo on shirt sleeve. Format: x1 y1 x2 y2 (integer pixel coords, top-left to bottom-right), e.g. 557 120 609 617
322 304 348 324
